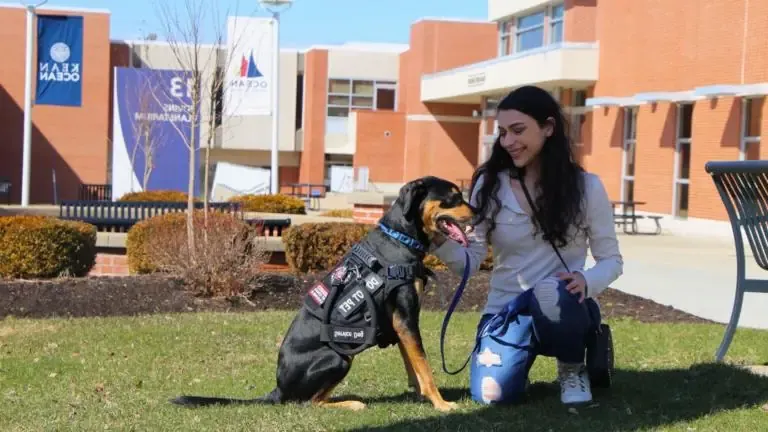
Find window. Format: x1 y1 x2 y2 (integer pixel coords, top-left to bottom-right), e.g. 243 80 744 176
621 107 638 203
550 4 564 44
515 11 545 52
295 74 304 130
499 20 514 56
673 103 694 218
741 97 763 161
326 79 397 133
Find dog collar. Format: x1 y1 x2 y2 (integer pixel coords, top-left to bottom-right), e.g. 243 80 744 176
378 223 426 252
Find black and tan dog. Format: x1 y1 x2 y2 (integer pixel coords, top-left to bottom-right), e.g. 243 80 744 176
170 176 474 412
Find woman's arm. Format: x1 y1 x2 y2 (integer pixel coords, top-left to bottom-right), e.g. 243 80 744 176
577 174 624 298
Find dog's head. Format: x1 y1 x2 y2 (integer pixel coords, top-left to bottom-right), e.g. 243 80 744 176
387 176 475 248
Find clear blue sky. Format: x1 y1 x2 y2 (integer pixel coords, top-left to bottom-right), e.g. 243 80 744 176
15 0 488 48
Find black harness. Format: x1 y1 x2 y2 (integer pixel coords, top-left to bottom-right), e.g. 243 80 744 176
302 226 429 357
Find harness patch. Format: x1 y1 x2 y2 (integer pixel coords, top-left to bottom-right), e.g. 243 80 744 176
307 282 329 305
329 326 373 344
335 273 384 319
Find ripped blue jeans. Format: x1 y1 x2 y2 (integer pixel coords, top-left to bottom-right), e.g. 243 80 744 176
470 277 598 404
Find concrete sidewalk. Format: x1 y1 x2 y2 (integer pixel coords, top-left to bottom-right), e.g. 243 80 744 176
593 233 768 330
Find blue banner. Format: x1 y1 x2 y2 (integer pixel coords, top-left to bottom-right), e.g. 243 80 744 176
110 67 201 199
36 15 83 107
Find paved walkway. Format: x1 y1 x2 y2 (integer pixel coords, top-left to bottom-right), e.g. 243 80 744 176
595 232 768 330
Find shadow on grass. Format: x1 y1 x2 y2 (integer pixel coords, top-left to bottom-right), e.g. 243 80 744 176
345 363 768 431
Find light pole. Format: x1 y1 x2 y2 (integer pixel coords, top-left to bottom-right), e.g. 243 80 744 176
259 0 292 195
20 0 48 207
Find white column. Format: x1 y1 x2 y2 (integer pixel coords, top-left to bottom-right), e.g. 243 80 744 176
269 13 280 194
21 5 36 206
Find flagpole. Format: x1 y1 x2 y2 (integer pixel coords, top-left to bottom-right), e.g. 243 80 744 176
20 0 48 207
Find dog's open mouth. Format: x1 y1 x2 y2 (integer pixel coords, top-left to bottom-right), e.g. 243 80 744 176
437 215 469 247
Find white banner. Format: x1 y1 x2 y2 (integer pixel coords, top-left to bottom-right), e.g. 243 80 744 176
224 16 273 116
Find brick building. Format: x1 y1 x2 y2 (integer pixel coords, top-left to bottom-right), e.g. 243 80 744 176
1 0 765 225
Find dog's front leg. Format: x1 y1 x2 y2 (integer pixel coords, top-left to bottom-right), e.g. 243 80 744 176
398 341 421 392
392 312 458 412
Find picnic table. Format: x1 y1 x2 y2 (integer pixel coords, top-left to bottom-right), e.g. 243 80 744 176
283 183 327 210
612 200 663 235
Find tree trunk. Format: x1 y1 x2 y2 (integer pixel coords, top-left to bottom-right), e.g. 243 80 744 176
187 99 198 262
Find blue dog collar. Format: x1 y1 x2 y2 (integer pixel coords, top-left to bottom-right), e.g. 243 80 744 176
378 223 425 252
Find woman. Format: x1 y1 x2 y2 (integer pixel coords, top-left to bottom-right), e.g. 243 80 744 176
431 85 623 405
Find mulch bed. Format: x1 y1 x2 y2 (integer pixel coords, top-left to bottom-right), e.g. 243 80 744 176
0 270 713 324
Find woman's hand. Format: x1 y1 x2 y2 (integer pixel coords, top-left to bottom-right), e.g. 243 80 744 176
556 271 588 303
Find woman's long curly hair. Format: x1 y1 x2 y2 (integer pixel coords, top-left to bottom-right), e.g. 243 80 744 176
470 85 587 248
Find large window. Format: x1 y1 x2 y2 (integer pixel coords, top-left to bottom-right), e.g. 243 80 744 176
550 4 564 44
673 103 693 218
326 79 396 118
515 11 545 52
621 107 638 203
741 97 763 161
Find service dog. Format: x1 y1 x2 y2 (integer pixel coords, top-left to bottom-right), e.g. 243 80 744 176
170 176 475 412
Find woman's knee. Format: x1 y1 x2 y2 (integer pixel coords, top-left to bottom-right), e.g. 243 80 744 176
530 277 590 329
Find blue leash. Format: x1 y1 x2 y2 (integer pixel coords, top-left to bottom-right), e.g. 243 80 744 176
439 250 473 375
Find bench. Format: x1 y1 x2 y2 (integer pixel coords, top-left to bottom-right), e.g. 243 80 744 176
705 160 768 361
79 184 112 201
246 218 291 237
59 200 243 232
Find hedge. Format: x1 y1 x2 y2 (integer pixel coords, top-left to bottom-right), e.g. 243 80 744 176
228 194 306 214
118 190 191 202
319 209 354 218
0 215 97 278
282 222 493 274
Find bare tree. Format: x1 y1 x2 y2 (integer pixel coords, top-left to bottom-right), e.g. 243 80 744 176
151 0 253 257
129 76 166 192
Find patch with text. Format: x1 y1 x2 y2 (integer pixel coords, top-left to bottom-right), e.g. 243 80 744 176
307 282 329 305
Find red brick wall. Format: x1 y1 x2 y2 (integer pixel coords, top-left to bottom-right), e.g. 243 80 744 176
353 111 406 183
89 253 129 276
0 7 111 204
299 49 328 185
587 0 768 221
353 204 389 224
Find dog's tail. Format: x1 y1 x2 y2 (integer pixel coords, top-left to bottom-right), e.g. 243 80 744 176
170 388 282 407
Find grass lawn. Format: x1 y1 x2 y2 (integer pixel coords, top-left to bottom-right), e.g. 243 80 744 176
2 311 767 431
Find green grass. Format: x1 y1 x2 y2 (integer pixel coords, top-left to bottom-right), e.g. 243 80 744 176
1 312 767 431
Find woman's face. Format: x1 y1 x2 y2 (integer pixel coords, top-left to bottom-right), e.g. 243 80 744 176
497 109 553 168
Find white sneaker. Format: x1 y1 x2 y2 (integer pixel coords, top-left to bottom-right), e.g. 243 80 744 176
557 361 592 404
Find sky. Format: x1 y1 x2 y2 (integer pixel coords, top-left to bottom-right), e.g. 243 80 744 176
7 0 488 49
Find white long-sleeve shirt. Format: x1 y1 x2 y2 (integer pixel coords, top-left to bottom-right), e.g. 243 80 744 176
431 170 624 315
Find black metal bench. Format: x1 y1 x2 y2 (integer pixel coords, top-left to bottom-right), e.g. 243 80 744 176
246 218 292 236
58 200 243 232
79 184 112 201
705 160 768 361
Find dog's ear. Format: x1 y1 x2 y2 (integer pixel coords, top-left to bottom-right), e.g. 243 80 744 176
397 178 427 220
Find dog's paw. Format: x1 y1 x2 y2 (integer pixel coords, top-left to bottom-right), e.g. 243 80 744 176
346 401 367 411
434 401 459 412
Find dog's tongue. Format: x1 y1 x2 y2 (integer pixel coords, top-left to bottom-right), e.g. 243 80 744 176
442 221 468 247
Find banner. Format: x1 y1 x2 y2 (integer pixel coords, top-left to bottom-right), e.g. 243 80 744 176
36 15 83 107
111 67 201 200
224 16 273 116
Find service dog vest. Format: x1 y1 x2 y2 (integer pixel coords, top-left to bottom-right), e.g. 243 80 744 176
302 241 427 357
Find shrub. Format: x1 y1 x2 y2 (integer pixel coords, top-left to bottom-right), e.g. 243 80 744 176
283 222 495 274
126 211 269 297
228 194 306 214
283 222 373 273
319 209 354 218
0 215 97 278
118 190 191 202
